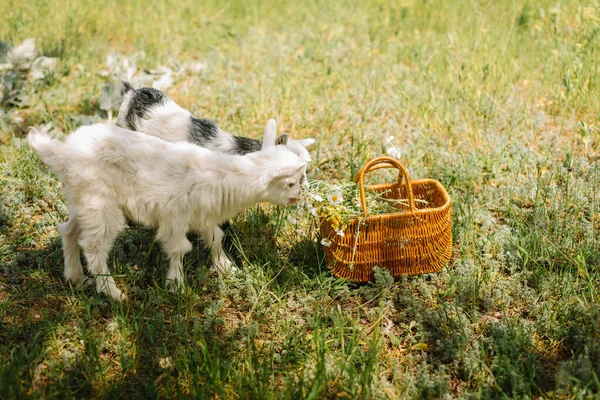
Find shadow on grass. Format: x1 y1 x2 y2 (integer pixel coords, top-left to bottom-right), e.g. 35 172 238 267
0 228 190 397
1 237 74 398
1 203 355 398
0 216 300 397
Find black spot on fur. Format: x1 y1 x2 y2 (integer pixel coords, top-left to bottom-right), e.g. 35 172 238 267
232 136 262 155
189 117 220 146
125 87 168 130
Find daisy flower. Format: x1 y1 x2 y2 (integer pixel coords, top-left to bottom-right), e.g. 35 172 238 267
320 238 332 247
328 189 343 206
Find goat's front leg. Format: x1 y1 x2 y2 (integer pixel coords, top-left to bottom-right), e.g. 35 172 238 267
201 225 233 274
157 225 192 292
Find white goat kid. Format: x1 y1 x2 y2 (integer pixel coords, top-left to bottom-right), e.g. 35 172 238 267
28 120 306 301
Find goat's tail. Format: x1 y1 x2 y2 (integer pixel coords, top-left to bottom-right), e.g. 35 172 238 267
27 127 68 175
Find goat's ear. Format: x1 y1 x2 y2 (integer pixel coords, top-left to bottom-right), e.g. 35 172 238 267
297 138 316 148
262 119 277 149
274 163 307 179
275 133 289 146
119 81 133 98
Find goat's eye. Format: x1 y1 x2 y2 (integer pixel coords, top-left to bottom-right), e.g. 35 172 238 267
288 183 295 188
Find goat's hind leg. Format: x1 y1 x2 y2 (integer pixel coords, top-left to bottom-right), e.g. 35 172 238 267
202 225 233 275
57 212 87 288
156 224 192 292
78 203 127 301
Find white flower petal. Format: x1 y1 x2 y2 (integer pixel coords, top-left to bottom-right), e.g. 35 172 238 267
386 146 402 159
309 193 324 202
328 190 343 206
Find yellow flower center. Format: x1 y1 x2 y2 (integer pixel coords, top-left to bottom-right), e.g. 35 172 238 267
331 195 339 202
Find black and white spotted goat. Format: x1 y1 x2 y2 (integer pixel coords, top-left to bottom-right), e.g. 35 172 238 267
116 82 315 162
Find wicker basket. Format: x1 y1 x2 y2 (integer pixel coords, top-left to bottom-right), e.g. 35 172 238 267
320 156 452 282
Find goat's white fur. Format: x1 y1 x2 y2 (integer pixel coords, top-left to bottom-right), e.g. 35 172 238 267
28 121 306 301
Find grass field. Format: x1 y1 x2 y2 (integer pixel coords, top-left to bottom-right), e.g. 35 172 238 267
1 0 599 398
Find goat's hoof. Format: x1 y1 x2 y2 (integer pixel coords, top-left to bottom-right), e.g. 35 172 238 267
166 279 184 293
213 258 233 275
66 274 89 289
82 276 95 288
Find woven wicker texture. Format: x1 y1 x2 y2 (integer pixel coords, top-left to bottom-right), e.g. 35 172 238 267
320 156 452 282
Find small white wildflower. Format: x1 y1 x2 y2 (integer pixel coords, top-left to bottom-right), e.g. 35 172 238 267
386 146 402 159
310 193 323 202
335 229 345 237
328 190 343 206
309 207 318 216
287 215 298 224
159 356 173 369
384 135 402 159
383 318 394 336
320 238 332 247
295 229 307 237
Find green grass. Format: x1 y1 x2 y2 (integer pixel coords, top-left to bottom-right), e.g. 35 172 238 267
1 0 599 398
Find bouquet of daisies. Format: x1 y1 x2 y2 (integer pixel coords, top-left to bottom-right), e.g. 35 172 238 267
299 180 423 245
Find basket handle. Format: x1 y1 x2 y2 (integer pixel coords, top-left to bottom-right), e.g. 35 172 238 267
353 156 416 215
